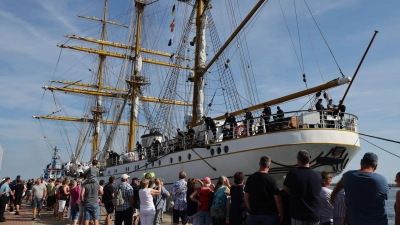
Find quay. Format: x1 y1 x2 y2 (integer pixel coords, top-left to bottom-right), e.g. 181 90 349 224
4 201 172 225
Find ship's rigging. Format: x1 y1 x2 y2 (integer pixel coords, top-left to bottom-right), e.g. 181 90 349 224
34 0 363 170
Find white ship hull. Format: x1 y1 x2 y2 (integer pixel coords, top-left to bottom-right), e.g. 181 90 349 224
99 129 360 187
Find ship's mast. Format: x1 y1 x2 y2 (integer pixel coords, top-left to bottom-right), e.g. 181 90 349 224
91 0 109 157
191 0 204 126
128 1 145 152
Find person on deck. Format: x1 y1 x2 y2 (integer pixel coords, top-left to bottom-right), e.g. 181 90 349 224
261 103 271 132
244 108 254 135
316 98 325 111
202 116 217 141
327 99 337 110
223 113 237 139
187 125 195 143
273 107 284 130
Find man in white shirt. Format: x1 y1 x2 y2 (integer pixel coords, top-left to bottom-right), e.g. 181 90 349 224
318 172 334 225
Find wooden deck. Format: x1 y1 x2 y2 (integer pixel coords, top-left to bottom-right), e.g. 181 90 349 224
4 201 172 225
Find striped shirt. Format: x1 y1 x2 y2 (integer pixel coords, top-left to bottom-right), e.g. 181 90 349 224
333 188 346 220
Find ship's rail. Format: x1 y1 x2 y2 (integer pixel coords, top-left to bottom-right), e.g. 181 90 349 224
114 109 358 164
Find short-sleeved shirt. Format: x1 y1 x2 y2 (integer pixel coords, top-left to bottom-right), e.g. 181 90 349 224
0 183 10 197
171 179 187 211
12 184 25 198
244 172 280 215
284 167 322 221
115 182 134 211
344 170 389 225
27 182 33 190
86 167 99 182
47 182 56 196
318 187 334 223
102 183 114 204
83 182 100 204
70 186 80 206
32 183 47 199
155 186 170 210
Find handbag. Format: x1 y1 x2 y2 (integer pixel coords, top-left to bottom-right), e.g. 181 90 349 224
168 182 186 212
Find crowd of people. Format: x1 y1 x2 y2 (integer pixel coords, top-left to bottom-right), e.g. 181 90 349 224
0 150 395 225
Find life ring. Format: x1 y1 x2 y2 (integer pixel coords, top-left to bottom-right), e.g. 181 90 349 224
235 124 247 138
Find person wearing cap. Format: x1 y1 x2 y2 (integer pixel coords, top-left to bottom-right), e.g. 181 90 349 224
130 177 140 225
102 176 115 225
223 113 237 139
114 174 134 225
284 150 321 225
244 108 254 135
202 115 217 141
262 103 272 132
80 174 103 225
344 152 389 225
190 177 213 225
245 156 283 225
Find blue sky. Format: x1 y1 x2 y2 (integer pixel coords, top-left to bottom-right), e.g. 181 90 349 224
0 0 399 183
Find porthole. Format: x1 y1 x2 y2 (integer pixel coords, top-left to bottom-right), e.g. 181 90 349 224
210 149 215 156
217 147 221 154
170 157 173 164
128 167 130 171
179 156 182 162
188 154 192 160
158 160 161 166
224 146 229 153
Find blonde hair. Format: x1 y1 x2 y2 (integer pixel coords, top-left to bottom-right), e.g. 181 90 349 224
140 178 149 189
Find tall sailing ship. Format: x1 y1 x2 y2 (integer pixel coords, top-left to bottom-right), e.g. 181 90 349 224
34 0 363 185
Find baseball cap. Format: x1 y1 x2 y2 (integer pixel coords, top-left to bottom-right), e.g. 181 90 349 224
132 177 139 181
203 177 211 184
121 174 130 180
362 152 378 163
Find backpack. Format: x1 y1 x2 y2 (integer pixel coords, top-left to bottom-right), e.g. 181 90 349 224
112 185 124 207
55 186 62 200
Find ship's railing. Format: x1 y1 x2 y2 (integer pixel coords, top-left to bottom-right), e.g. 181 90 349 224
118 110 358 163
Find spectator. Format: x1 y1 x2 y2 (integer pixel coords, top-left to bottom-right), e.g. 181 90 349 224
330 174 346 225
115 174 134 225
25 179 34 203
139 178 162 225
245 156 283 225
210 176 230 225
280 176 291 225
102 176 115 225
230 172 246 225
284 150 321 225
131 177 140 225
154 178 170 225
46 179 56 211
190 177 213 225
30 178 47 221
318 172 334 225
69 180 81 225
344 152 389 225
0 177 12 222
80 173 103 225
171 171 188 225
11 179 26 215
58 179 70 221
395 172 400 225
186 178 198 225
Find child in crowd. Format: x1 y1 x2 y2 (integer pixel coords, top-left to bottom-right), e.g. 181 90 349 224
84 160 99 184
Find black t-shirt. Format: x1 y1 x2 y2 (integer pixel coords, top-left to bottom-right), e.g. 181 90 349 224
102 183 114 203
27 182 33 190
244 172 280 215
283 167 322 221
13 184 25 198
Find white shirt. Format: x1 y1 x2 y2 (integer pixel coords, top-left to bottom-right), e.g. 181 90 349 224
318 187 334 223
139 188 155 211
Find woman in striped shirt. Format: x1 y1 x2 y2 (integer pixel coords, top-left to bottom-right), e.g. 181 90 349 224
330 174 346 225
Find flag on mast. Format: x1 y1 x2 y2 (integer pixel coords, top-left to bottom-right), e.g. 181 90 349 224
172 4 176 15
168 34 175 46
170 19 175 32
